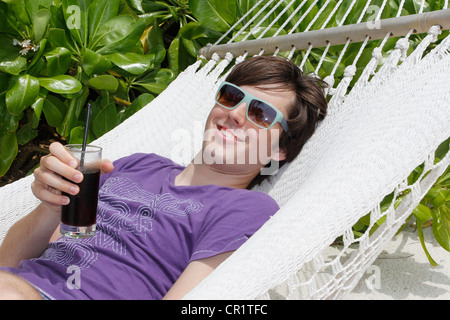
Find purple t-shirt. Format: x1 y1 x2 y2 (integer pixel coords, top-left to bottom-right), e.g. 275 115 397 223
2 153 279 299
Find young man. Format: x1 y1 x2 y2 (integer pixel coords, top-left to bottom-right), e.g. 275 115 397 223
0 56 327 300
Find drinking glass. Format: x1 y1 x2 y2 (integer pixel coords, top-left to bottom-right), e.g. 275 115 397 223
60 144 102 238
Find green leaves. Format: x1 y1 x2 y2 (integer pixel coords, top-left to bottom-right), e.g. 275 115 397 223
62 0 87 47
432 203 450 252
6 75 40 115
92 101 117 138
413 203 432 223
168 35 190 75
413 203 438 266
133 68 176 94
404 0 430 14
0 96 19 140
189 0 236 32
86 75 118 92
43 95 66 127
91 16 146 54
0 35 26 75
0 132 18 177
33 9 51 42
106 53 152 76
38 75 82 94
420 183 450 254
118 93 154 123
0 0 183 179
411 140 450 265
87 0 120 44
44 47 72 76
81 47 112 75
0 56 27 76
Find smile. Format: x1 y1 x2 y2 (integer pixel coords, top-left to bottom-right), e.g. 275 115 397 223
216 124 241 143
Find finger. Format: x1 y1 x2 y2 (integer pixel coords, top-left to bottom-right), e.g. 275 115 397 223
49 142 78 168
34 166 80 196
40 155 83 184
100 159 114 175
31 181 70 206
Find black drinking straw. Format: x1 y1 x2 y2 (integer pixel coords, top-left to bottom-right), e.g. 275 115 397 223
79 103 92 170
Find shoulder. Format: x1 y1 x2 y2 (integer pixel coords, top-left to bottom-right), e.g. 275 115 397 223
210 188 279 222
189 189 278 262
99 153 179 187
111 153 176 172
229 189 279 212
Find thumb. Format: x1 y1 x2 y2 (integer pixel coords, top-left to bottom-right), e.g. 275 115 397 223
100 159 114 176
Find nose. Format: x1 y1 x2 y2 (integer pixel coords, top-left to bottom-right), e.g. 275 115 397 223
228 102 247 127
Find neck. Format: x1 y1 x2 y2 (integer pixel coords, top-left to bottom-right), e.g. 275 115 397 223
174 152 260 189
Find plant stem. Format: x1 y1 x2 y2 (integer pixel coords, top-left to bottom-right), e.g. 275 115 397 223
113 96 132 107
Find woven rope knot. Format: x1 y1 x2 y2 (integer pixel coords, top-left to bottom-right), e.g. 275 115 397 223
395 38 410 51
235 55 246 65
224 52 234 62
211 53 221 62
343 65 356 78
371 47 383 60
428 25 442 42
323 75 335 87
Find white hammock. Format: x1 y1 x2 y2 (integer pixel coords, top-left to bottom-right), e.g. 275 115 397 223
1 1 450 299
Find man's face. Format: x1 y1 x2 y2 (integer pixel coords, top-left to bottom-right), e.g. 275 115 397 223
201 83 294 175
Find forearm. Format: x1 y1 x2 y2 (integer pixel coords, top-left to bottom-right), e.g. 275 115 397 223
163 251 234 300
0 202 60 268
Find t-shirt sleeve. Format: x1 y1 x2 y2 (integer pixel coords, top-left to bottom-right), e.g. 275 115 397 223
189 191 279 262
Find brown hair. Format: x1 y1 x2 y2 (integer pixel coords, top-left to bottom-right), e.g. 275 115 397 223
224 56 328 189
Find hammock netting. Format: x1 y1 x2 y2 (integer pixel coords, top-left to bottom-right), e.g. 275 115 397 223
1 0 449 299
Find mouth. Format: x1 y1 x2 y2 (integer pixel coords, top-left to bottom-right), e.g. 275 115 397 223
216 124 241 142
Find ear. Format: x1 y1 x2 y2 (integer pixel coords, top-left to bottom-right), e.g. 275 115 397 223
270 147 287 162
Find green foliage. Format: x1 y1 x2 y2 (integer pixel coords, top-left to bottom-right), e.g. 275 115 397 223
0 0 227 178
411 138 450 265
127 0 222 73
0 0 203 176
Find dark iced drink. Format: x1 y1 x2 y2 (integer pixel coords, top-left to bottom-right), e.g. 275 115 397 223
60 145 102 238
62 170 100 226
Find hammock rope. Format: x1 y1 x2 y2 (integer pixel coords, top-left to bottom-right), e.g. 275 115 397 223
186 32 450 298
186 0 450 299
199 8 450 60
1 0 449 300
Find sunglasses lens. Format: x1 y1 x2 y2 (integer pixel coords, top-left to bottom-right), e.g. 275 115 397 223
217 84 245 108
216 83 283 129
248 100 277 128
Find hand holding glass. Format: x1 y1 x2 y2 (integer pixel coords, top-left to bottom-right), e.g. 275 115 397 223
61 144 101 238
